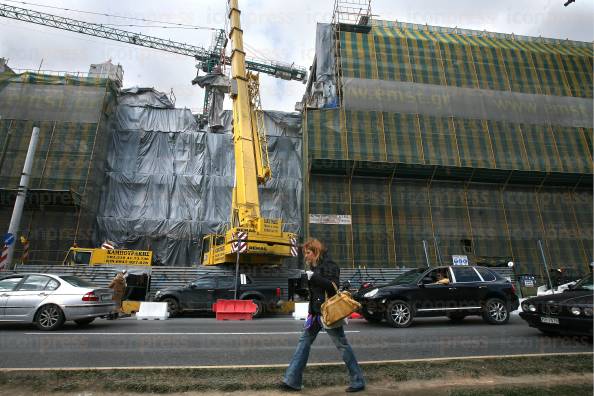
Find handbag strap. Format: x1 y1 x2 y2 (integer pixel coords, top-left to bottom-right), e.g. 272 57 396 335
331 282 339 293
324 282 340 300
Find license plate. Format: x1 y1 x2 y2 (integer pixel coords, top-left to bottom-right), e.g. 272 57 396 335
101 294 112 302
540 316 559 325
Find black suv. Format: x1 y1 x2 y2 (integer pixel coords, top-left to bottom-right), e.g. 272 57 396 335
355 266 519 327
153 274 282 318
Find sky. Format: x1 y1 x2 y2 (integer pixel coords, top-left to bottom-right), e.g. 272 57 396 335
0 0 592 113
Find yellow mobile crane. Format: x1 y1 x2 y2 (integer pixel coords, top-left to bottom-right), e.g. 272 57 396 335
201 0 298 266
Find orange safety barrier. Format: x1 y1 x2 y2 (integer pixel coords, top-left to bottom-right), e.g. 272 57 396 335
212 299 257 321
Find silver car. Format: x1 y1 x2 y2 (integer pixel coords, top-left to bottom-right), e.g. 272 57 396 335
0 273 114 331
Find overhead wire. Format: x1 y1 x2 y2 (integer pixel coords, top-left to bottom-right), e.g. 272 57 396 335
3 0 219 30
244 41 275 63
98 23 215 30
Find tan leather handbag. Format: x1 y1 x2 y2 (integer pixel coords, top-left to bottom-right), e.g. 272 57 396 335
321 282 362 327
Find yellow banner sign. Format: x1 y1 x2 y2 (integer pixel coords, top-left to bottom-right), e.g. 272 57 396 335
93 249 152 266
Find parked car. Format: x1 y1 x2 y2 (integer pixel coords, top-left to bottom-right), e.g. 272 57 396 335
354 266 519 327
519 272 593 337
0 273 114 331
153 273 282 318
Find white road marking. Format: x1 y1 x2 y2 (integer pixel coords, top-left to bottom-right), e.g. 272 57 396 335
25 331 361 336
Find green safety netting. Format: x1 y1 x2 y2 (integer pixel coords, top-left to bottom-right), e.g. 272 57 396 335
339 21 593 97
307 175 353 264
307 175 592 277
307 109 593 174
0 72 118 263
0 120 104 191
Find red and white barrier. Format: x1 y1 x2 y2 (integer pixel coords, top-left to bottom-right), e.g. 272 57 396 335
20 237 29 263
0 244 8 270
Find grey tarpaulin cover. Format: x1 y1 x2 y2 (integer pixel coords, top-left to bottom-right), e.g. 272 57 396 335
95 88 302 266
303 23 337 109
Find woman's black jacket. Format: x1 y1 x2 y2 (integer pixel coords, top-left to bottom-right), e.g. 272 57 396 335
308 253 340 314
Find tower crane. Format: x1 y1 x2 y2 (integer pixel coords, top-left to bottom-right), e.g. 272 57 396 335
0 3 307 119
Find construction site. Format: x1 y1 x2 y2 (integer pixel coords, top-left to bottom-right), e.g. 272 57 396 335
0 0 592 287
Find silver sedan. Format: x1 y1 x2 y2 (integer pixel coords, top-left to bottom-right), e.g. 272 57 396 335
0 273 114 331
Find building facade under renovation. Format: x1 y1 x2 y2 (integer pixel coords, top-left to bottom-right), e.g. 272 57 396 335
0 66 119 264
303 14 593 278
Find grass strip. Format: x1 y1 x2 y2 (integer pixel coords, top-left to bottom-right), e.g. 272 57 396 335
0 354 591 393
449 383 593 396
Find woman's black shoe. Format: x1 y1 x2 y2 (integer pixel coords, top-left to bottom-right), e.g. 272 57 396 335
278 382 300 392
345 385 365 392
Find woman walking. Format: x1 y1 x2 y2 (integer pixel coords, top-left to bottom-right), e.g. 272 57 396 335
281 238 365 392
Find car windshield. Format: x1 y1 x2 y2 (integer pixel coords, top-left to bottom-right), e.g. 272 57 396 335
388 268 426 285
572 273 593 291
60 275 96 288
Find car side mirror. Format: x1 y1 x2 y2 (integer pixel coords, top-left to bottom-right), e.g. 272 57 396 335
189 284 197 289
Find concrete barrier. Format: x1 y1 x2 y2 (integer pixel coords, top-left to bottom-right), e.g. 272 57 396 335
136 302 169 320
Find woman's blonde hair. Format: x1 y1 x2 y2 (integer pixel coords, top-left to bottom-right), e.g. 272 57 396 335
302 238 326 263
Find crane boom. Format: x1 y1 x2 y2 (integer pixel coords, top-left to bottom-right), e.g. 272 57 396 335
0 3 307 81
201 0 297 266
228 0 262 225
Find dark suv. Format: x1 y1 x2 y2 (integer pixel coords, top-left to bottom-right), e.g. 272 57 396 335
355 266 519 327
153 274 282 318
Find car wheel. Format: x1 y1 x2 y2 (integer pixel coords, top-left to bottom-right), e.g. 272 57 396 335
162 297 181 317
35 304 65 331
447 313 466 322
386 300 413 328
74 318 95 326
482 298 509 324
251 300 264 318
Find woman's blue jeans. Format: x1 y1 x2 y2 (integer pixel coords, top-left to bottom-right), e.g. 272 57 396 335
283 324 365 390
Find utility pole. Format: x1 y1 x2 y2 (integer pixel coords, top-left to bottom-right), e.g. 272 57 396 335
6 126 39 270
538 240 554 291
